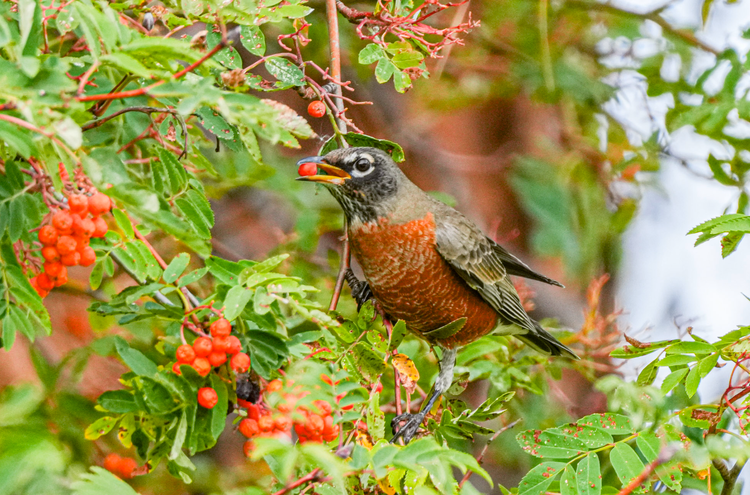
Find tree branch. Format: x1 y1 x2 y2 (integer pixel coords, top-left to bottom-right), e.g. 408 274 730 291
713 459 746 495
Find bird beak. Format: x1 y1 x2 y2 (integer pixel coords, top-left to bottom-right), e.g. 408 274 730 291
295 156 351 185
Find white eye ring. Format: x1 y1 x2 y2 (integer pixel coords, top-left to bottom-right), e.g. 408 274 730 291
351 156 375 177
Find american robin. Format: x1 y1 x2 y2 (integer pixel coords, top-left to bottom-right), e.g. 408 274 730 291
297 147 578 443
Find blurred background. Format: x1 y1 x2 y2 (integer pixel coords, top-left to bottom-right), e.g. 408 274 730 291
4 0 750 493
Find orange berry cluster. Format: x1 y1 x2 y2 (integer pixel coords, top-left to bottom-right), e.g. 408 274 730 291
102 452 138 480
31 192 111 298
171 318 251 408
238 378 340 456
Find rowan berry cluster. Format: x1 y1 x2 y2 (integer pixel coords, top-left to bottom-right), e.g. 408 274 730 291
102 452 138 480
237 378 340 456
171 318 251 408
31 192 111 298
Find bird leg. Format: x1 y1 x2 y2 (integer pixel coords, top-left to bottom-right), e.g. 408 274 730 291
344 268 374 311
391 347 457 444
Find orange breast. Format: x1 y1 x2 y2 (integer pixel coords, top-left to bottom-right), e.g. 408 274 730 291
349 212 498 348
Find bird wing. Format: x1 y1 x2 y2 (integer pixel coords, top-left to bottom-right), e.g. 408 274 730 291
432 208 536 334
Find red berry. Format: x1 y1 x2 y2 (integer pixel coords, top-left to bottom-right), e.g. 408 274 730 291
44 261 65 278
213 336 230 354
275 416 292 431
172 362 183 375
103 453 121 473
56 235 77 255
208 351 227 367
230 352 251 373
266 379 282 393
41 246 60 262
52 210 73 232
374 382 383 393
53 269 68 287
192 357 211 376
88 192 111 216
307 100 326 118
38 225 59 246
243 440 254 457
198 387 218 409
30 277 49 298
79 246 96 267
246 403 261 420
298 162 318 177
313 400 332 416
74 217 96 237
37 272 55 290
92 216 108 238
60 251 80 266
118 457 137 479
193 337 212 357
225 335 242 355
68 194 88 214
210 317 231 337
176 344 196 363
258 415 274 432
239 418 259 438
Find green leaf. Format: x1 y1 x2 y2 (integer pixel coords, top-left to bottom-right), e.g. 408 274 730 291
71 467 139 495
560 465 578 495
115 337 158 377
178 267 208 287
390 319 408 350
223 285 253 321
664 341 716 354
552 424 613 449
375 58 396 83
359 43 387 64
660 368 689 394
90 261 104 290
319 132 406 162
576 453 601 495
98 390 138 413
576 413 635 435
156 148 188 196
164 253 190 284
112 209 134 239
265 58 304 87
169 410 188 460
210 373 228 439
175 190 213 240
517 462 566 495
688 213 747 234
84 416 119 440
241 25 265 56
352 342 386 381
101 53 153 78
610 443 647 492
517 428 588 459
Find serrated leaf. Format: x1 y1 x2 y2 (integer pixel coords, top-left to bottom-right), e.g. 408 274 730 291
352 342 386 381
359 43 386 64
156 147 187 196
661 368 689 394
265 58 304 87
71 466 139 495
552 424 613 449
101 52 153 78
169 410 188 460
178 267 208 287
112 209 133 239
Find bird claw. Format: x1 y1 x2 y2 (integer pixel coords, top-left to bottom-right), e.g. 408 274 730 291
390 412 426 444
344 269 374 311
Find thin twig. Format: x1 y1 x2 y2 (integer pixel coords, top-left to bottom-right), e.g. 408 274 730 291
81 106 182 132
458 418 522 488
271 468 322 495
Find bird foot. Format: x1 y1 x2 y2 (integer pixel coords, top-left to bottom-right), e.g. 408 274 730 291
390 412 426 444
344 269 374 311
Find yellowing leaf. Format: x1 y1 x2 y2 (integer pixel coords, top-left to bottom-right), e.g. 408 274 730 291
392 353 419 395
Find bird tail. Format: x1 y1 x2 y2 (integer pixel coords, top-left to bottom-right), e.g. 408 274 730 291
517 321 579 360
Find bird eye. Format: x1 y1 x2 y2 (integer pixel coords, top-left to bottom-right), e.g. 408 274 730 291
354 157 372 173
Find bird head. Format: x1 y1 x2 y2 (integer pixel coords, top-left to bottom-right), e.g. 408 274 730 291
296 147 403 224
